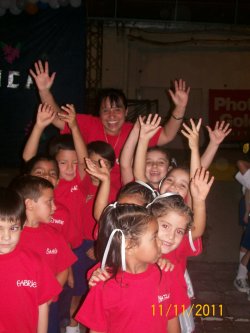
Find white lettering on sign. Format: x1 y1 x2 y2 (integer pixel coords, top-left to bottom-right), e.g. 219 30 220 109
220 113 250 127
214 97 250 112
0 70 34 89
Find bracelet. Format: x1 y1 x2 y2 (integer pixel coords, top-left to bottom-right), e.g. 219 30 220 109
171 114 184 120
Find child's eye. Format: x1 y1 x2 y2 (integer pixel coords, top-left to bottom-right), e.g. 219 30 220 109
10 225 20 232
161 224 168 229
176 229 184 235
50 172 57 178
113 107 122 113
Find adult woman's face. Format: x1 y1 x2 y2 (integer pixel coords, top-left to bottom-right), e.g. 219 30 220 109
99 97 127 135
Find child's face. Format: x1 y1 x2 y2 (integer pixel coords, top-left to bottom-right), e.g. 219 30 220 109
129 219 161 269
32 188 56 223
146 151 169 189
160 169 189 199
157 211 188 254
30 160 58 187
99 97 127 135
56 149 78 181
0 219 21 255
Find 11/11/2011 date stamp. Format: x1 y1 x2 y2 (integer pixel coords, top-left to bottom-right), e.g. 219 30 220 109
152 304 223 317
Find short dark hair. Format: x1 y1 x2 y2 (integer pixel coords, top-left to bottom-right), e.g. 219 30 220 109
23 155 59 179
97 203 155 278
87 141 116 168
98 88 128 110
9 175 54 202
0 187 26 228
147 146 171 163
48 134 75 158
149 194 193 231
117 181 157 206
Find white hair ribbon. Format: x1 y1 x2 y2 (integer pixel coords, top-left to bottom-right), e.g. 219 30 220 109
108 201 117 208
188 229 196 252
146 192 179 208
101 228 126 271
135 180 159 198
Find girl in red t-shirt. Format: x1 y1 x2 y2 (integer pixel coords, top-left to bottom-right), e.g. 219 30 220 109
76 203 182 333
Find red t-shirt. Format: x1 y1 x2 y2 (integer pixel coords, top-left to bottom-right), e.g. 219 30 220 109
49 202 71 244
0 244 61 333
76 264 183 333
165 235 202 272
79 175 118 241
20 223 77 275
62 114 162 191
54 171 85 249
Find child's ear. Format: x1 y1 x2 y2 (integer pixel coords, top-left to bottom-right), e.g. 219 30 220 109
125 239 136 253
25 198 34 211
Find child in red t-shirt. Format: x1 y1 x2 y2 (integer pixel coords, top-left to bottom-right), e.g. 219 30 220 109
0 187 61 333
76 203 183 333
10 175 76 333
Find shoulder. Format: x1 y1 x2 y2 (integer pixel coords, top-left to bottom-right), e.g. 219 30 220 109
76 114 102 126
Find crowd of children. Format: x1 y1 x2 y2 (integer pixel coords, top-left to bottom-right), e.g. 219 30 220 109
0 60 233 333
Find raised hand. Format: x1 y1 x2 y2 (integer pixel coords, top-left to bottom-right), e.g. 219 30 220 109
181 118 202 150
36 103 56 129
139 113 162 140
85 158 110 183
157 257 174 272
58 104 77 129
206 121 232 146
168 79 190 109
29 60 56 91
190 168 214 201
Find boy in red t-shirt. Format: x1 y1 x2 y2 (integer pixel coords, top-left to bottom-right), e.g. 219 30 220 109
0 187 61 333
10 175 76 333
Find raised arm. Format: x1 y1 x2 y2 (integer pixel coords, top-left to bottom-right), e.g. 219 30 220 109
181 118 202 179
157 79 190 145
85 158 111 221
134 114 161 183
29 60 64 130
201 121 232 169
37 302 49 333
120 120 140 185
23 103 56 161
59 104 88 179
190 168 214 240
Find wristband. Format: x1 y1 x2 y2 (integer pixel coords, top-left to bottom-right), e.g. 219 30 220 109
171 114 184 120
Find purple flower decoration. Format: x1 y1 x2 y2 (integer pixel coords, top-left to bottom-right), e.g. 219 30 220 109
3 44 20 64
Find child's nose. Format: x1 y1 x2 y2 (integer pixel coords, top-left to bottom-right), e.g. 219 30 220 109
168 230 175 240
67 163 73 171
2 229 11 241
52 201 56 212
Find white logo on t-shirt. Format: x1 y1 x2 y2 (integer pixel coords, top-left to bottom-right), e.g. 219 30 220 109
70 185 78 192
50 217 64 225
46 248 58 255
86 194 94 203
158 293 170 303
17 280 37 288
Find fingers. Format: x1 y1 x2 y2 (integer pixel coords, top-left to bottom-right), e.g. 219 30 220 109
88 268 110 287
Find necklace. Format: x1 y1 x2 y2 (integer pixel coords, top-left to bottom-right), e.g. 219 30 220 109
103 127 121 150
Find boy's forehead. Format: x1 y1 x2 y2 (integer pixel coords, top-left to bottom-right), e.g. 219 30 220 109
33 160 56 170
56 149 77 159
